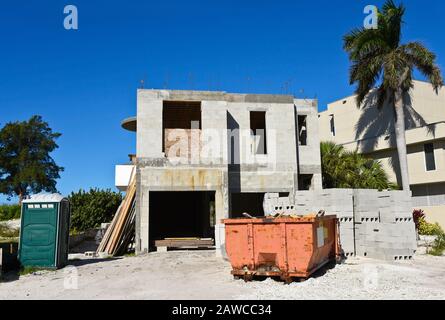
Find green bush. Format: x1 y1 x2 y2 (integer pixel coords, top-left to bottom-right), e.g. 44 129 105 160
320 142 393 190
0 204 21 221
429 233 445 256
68 188 122 233
417 216 445 256
418 218 444 236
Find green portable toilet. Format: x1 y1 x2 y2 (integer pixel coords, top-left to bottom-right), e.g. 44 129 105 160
18 194 70 269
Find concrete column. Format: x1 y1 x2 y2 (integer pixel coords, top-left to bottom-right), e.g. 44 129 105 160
215 177 230 258
312 173 323 190
138 186 150 254
135 166 142 254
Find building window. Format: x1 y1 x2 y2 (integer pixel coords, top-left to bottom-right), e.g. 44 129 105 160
297 115 307 146
162 101 201 157
329 114 336 137
250 111 267 155
424 143 436 171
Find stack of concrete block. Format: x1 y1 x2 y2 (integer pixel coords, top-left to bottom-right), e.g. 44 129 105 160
354 190 417 260
263 193 279 216
312 189 355 257
378 191 414 223
293 190 317 215
263 193 297 216
355 222 417 260
353 189 381 223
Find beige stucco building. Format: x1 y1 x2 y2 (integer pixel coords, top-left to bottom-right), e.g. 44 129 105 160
319 80 445 228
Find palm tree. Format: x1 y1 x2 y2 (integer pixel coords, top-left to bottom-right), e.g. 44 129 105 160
343 0 443 191
320 141 392 189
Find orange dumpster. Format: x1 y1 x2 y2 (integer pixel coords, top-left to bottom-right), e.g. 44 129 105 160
222 215 339 282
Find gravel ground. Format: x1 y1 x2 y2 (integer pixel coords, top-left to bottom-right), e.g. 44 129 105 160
1 250 444 300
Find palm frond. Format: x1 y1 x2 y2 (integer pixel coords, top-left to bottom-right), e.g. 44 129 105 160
401 42 444 92
320 142 393 189
381 0 405 48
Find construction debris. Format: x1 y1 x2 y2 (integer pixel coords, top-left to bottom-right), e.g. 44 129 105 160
97 171 136 256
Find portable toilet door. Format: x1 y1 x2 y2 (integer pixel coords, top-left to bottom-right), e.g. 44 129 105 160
19 194 70 269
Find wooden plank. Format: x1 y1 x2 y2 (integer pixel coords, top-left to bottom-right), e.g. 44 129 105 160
97 202 122 253
98 201 122 253
107 179 136 254
115 199 136 256
106 173 135 250
164 237 201 241
155 239 214 247
155 240 214 246
111 181 136 253
97 168 136 255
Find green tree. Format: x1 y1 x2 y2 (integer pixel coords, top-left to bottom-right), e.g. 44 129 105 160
344 0 443 191
0 115 64 203
321 141 393 189
68 188 123 232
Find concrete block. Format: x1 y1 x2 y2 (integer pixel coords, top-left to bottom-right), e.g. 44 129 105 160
338 216 354 223
265 193 279 199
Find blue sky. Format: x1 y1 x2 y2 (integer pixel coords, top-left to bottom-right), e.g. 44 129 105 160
1 1 444 203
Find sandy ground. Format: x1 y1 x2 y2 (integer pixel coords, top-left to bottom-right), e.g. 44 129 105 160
1 249 445 300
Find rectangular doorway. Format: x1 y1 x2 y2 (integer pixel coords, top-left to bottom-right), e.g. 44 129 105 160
149 191 215 248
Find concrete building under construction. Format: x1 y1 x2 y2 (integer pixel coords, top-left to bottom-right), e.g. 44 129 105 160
117 89 322 254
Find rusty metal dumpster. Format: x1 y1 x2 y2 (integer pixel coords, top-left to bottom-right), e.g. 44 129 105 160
222 215 338 282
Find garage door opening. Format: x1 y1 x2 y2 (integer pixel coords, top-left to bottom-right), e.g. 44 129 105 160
149 191 215 250
230 193 265 218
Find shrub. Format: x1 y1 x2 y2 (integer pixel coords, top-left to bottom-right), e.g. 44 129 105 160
320 141 393 189
68 188 122 233
413 209 425 231
0 204 21 221
418 218 444 236
414 210 445 256
428 233 445 256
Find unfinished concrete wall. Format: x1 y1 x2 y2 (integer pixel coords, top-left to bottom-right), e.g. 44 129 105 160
264 189 417 261
136 90 163 159
295 99 323 190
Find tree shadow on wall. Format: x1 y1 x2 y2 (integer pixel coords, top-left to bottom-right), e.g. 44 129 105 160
353 91 436 184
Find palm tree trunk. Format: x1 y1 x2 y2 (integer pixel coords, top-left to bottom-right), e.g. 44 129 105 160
394 89 410 191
